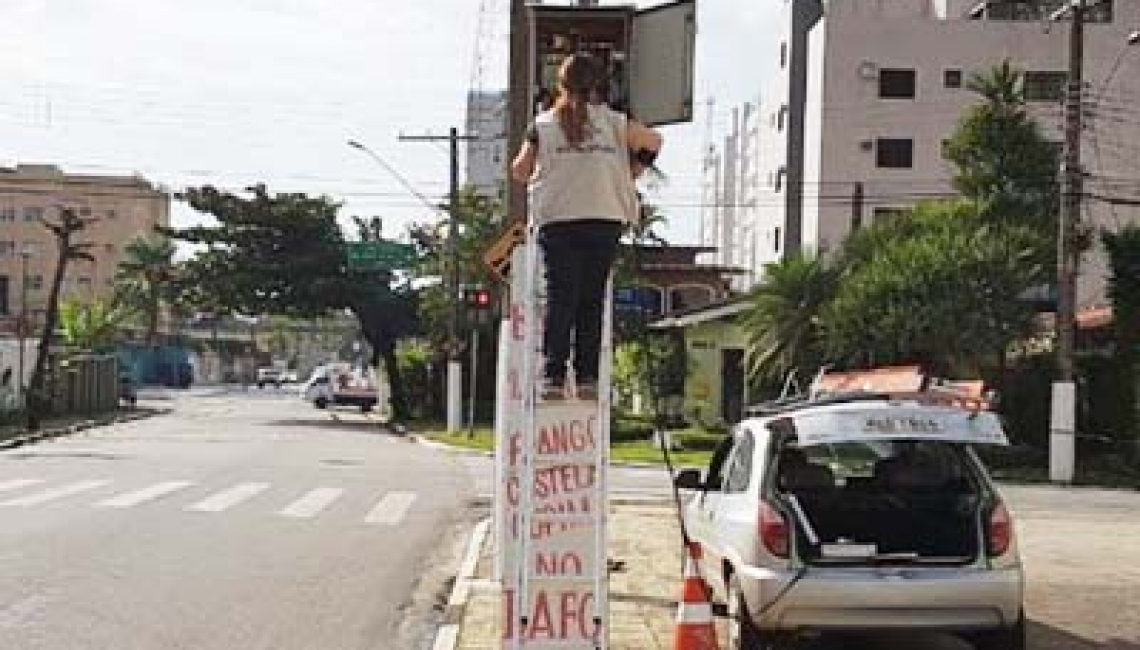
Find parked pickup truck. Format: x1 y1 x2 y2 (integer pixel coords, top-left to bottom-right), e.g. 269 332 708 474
300 364 377 413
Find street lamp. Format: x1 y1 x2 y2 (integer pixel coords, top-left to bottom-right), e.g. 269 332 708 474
347 138 462 428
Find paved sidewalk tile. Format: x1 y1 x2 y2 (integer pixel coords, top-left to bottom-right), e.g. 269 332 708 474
455 502 727 650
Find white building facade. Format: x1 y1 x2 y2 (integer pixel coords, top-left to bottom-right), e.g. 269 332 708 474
739 0 1140 307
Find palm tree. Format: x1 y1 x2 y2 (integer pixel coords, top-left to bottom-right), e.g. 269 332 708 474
743 255 838 385
966 59 1025 109
116 235 176 345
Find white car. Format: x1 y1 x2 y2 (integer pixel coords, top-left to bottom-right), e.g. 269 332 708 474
675 394 1024 650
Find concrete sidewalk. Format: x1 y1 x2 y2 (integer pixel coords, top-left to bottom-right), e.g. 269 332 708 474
453 502 722 650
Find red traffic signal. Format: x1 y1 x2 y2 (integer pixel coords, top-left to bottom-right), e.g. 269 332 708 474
462 286 494 310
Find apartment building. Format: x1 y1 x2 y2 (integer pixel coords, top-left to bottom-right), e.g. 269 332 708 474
464 90 510 199
698 103 763 290
0 164 170 329
725 0 1139 306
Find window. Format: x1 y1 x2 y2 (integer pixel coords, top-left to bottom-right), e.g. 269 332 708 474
874 207 908 221
852 209 863 232
106 209 117 219
1024 71 1066 102
878 69 916 99
780 42 788 69
777 105 788 132
724 432 755 493
981 0 1112 23
944 69 962 88
0 208 15 222
23 207 43 222
27 275 44 291
774 167 787 192
876 138 914 169
774 227 782 254
0 241 13 257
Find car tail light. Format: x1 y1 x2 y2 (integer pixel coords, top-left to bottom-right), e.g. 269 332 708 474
759 500 790 558
987 501 1013 556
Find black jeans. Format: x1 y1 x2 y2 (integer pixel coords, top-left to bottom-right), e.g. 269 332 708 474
539 220 623 386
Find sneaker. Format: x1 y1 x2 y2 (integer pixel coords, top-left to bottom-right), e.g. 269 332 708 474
539 379 565 402
576 382 598 401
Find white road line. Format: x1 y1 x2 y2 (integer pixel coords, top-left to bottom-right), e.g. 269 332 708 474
96 481 195 508
277 488 344 518
0 480 109 507
186 483 269 513
0 479 44 493
364 491 417 525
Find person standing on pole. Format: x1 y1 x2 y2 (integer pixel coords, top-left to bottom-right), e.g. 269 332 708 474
510 54 663 401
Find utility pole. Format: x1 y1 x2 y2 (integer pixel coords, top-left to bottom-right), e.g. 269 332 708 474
401 128 476 433
506 0 530 224
1050 0 1087 484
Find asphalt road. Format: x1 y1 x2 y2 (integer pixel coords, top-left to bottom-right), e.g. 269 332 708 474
0 388 480 650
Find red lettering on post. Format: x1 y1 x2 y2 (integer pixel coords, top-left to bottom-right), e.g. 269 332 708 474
528 591 554 639
508 432 522 468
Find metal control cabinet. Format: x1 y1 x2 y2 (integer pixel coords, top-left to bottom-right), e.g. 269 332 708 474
527 1 696 127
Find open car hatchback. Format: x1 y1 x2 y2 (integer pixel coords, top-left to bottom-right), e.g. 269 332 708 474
679 396 1025 650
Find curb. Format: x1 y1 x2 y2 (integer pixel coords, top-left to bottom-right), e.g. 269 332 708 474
410 436 693 469
0 408 170 451
432 516 492 650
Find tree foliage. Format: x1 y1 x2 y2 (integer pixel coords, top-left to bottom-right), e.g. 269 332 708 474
943 60 1060 239
115 235 176 344
407 187 504 344
168 185 418 419
743 254 837 383
59 300 132 352
825 202 1045 375
1103 225 1140 444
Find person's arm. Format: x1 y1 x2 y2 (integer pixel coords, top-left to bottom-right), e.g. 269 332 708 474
510 124 539 183
626 119 663 179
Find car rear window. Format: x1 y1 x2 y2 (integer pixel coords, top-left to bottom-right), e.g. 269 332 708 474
781 440 977 492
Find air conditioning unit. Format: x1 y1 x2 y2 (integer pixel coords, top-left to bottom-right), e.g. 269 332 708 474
858 61 879 81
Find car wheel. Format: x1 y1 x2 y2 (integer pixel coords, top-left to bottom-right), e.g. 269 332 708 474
728 574 784 650
314 397 329 409
964 611 1026 650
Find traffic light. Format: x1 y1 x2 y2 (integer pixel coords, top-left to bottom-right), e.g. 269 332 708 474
461 284 495 326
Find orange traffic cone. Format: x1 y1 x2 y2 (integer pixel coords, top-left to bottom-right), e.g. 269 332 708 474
674 542 719 650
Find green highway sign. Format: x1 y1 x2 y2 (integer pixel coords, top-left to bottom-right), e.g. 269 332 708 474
346 240 417 271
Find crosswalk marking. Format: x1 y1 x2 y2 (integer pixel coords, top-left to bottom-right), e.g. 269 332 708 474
277 488 344 518
364 491 417 525
0 479 44 493
186 482 269 513
0 480 109 507
96 481 195 508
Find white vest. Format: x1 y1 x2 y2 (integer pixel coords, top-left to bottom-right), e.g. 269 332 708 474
528 104 639 227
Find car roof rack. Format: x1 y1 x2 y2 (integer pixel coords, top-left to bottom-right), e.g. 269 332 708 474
744 391 894 418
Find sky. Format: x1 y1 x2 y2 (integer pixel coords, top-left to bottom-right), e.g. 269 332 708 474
0 0 783 245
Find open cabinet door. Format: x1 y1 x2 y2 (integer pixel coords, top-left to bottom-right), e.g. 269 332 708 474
631 0 696 127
